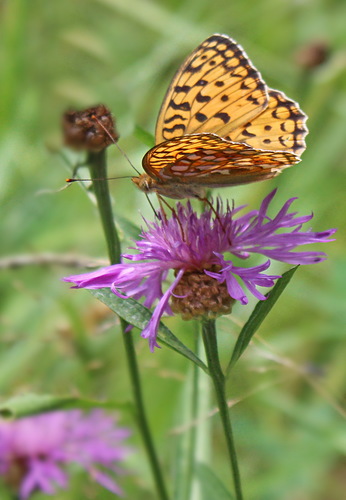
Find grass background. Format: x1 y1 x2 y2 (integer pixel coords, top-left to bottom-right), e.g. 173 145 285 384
1 0 345 498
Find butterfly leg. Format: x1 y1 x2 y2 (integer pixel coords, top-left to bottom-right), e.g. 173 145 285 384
157 195 187 242
198 196 233 246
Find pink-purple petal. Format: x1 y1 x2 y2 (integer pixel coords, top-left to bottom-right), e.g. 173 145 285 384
0 411 131 498
63 190 335 351
141 269 185 352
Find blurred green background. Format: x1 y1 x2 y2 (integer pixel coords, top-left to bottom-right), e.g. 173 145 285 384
1 0 345 499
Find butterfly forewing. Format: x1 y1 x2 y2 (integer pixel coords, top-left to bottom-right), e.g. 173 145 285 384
143 133 299 186
155 34 269 144
227 89 308 156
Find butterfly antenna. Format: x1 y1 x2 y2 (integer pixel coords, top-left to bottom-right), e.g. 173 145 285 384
91 115 159 219
91 114 141 175
66 175 133 183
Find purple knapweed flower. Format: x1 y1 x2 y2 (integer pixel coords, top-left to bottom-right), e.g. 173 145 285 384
0 410 131 499
64 190 336 352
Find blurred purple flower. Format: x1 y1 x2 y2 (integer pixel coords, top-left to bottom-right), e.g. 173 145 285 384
64 190 336 352
0 410 131 499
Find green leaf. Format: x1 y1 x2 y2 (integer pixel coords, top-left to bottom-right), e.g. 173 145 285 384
134 125 155 147
227 266 299 373
0 393 131 419
113 212 142 241
91 288 208 373
196 462 234 500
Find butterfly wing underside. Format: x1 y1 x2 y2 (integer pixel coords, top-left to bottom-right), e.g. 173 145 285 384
143 133 300 187
227 89 308 156
138 34 308 198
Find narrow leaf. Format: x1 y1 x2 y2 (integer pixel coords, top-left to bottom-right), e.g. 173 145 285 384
0 393 131 419
134 125 155 147
91 288 208 372
228 266 299 372
113 212 141 241
196 462 234 500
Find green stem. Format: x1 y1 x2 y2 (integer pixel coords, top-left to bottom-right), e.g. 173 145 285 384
179 328 200 500
201 318 243 500
87 150 121 263
121 317 169 500
87 150 169 500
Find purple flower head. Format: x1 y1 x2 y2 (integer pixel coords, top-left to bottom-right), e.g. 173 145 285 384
0 410 132 499
64 190 336 352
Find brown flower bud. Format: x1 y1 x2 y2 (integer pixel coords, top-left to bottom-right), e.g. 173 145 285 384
295 40 329 70
62 104 118 152
171 266 235 320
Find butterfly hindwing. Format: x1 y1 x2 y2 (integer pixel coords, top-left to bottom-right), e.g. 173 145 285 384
227 89 308 156
155 34 269 144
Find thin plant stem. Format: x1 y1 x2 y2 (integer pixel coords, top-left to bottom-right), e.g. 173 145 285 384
87 149 169 500
201 318 244 500
178 326 199 500
88 150 121 263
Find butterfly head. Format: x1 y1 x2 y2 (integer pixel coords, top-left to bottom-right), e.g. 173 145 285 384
132 174 154 193
132 173 204 199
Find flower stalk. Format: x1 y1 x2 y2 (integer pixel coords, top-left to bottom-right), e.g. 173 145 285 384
86 149 169 500
87 150 121 264
202 318 243 500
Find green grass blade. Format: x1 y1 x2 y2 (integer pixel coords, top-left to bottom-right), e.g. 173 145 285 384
227 266 299 373
134 125 155 147
196 463 234 500
0 393 131 419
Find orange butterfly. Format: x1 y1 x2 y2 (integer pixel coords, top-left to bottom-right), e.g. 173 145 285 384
132 34 308 199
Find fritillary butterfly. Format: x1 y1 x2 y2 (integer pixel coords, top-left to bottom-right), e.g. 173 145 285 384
132 34 308 199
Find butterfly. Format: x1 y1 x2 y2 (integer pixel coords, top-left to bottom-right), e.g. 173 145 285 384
132 34 308 199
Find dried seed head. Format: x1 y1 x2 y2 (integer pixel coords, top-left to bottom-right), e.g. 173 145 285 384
63 104 118 151
171 266 235 320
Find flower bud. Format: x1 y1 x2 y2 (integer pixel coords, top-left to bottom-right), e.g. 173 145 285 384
295 40 329 69
63 104 118 151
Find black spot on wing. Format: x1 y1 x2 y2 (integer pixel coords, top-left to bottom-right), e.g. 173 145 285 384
196 92 211 103
169 99 191 111
164 114 187 124
246 95 261 105
174 85 191 93
163 124 186 135
279 136 287 147
195 113 208 122
241 129 256 138
214 112 230 124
